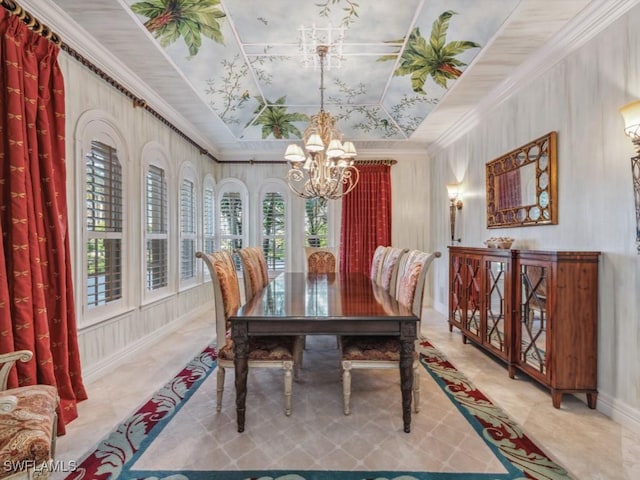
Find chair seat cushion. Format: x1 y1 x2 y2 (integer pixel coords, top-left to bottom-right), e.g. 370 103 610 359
341 336 404 361
218 336 296 362
0 385 58 475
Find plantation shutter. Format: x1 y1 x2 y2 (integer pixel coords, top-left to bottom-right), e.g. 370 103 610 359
146 165 168 291
180 179 196 280
86 140 123 307
304 197 328 248
220 192 243 268
203 186 215 254
262 192 286 271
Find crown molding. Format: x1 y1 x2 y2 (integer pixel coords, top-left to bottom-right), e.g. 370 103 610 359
18 0 222 159
427 0 640 157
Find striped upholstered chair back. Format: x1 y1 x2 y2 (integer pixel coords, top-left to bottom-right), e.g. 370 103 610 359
236 247 269 301
379 247 408 297
395 250 442 318
370 245 389 284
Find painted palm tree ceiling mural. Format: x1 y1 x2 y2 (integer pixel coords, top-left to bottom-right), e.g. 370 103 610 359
124 0 519 145
27 0 596 160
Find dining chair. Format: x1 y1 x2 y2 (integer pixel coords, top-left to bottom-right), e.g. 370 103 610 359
0 350 59 479
304 246 339 273
196 250 300 416
302 246 340 351
340 249 441 415
369 245 389 284
236 247 269 301
239 247 308 364
251 246 270 287
379 247 409 297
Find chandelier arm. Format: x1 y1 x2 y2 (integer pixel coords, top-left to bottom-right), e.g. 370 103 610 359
287 168 311 198
284 43 359 200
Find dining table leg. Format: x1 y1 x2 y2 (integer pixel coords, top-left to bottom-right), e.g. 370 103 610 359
399 321 417 433
232 322 248 432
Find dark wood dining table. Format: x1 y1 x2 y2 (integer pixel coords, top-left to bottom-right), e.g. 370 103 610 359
229 272 419 433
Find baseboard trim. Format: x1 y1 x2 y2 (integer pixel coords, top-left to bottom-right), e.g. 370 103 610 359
425 305 640 436
81 303 212 384
597 392 640 436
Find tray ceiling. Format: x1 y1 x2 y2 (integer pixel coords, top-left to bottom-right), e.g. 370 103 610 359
19 0 617 161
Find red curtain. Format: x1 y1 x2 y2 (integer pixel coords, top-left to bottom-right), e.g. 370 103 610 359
340 164 392 273
0 9 86 435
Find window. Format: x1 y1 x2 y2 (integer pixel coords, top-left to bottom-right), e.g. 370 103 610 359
305 197 328 247
203 178 215 254
86 140 123 308
180 178 197 281
262 192 286 272
219 191 243 253
146 164 168 291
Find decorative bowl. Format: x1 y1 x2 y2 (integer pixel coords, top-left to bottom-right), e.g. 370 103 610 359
484 237 514 249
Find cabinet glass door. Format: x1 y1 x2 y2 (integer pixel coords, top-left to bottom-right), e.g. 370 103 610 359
450 255 464 325
520 264 547 374
464 258 481 337
486 260 507 353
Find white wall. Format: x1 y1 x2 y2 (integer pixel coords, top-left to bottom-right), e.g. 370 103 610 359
61 54 216 381
422 5 640 431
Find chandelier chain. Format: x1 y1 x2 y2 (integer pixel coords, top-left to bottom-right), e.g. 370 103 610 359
319 45 326 112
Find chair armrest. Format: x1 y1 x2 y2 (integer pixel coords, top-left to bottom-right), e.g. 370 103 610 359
0 394 18 413
0 350 33 390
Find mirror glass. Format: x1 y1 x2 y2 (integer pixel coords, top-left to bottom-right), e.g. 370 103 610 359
486 131 557 228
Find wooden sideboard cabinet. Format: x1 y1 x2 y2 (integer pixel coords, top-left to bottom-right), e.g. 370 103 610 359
449 247 515 364
448 246 600 409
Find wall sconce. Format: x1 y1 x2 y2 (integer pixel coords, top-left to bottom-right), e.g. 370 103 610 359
447 183 463 245
619 100 640 254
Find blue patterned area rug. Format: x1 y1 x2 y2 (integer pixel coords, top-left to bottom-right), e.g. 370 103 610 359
64 338 570 480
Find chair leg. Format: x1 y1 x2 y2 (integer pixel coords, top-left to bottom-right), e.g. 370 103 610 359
283 360 293 416
216 367 225 412
342 360 352 415
413 362 420 413
294 336 305 376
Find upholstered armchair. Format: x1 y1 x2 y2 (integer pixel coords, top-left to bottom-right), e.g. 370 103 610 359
304 247 338 273
0 350 59 480
196 251 301 415
340 250 441 415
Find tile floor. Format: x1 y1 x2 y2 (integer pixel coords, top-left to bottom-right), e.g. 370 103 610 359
53 308 640 480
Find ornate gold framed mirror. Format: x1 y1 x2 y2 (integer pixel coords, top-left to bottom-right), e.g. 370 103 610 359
486 131 557 228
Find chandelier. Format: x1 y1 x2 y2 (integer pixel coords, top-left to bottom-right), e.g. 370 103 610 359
284 45 359 200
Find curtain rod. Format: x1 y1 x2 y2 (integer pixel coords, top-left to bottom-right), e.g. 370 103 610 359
216 159 287 165
216 159 398 166
355 159 397 166
0 0 221 163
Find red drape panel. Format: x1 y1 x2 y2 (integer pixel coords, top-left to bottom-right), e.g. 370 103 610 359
340 164 392 273
0 9 87 435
